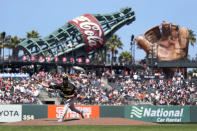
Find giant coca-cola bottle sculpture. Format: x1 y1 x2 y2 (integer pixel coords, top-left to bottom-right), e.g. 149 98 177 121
17 7 135 60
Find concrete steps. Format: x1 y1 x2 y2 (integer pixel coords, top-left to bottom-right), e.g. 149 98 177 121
38 89 61 105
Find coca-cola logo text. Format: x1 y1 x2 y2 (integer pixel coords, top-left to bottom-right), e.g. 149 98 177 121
69 14 105 52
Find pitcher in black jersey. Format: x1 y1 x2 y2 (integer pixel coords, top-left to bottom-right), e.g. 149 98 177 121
42 75 84 122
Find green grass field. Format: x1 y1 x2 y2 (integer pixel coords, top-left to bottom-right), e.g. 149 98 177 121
0 124 197 131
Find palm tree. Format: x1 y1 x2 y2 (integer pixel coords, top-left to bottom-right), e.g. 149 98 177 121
0 32 6 59
11 36 21 59
27 30 40 38
119 51 133 64
188 29 196 46
0 32 12 60
3 35 12 60
105 34 123 64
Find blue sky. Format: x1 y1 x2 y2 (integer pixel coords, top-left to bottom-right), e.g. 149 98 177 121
1 0 197 61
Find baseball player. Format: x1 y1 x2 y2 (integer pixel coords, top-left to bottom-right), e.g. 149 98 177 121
42 75 84 122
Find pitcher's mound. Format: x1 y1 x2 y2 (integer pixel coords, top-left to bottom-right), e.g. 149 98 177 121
0 118 158 126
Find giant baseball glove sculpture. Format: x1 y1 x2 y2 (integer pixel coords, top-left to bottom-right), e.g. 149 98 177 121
136 22 189 76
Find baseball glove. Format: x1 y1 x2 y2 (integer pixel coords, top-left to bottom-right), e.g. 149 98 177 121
136 21 189 61
136 22 190 76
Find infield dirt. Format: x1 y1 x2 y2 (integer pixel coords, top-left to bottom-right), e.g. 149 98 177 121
0 118 158 126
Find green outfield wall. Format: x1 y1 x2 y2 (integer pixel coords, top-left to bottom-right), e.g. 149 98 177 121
99 106 125 118
1 105 197 123
190 106 197 122
22 105 48 120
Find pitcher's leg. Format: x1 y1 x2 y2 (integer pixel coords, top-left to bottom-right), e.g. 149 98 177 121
69 98 84 118
58 99 70 122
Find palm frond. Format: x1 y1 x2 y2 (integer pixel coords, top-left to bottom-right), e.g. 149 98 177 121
189 29 196 46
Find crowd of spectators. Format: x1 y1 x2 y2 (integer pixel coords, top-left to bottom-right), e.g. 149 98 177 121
0 69 197 106
0 77 40 104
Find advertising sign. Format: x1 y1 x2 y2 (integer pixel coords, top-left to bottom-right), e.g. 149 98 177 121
48 105 99 119
0 73 30 78
85 58 90 63
125 106 190 123
38 56 44 62
62 57 67 62
30 56 36 61
46 56 52 62
0 105 22 122
78 58 83 63
22 55 27 61
69 14 105 52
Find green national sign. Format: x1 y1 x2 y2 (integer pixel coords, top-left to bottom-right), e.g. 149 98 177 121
125 106 190 123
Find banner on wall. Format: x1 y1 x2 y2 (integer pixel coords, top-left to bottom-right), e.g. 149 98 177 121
0 105 22 122
0 73 30 78
125 106 190 123
48 105 99 119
